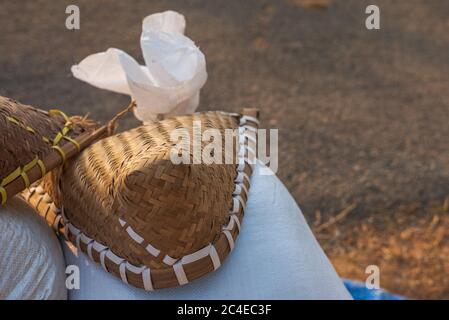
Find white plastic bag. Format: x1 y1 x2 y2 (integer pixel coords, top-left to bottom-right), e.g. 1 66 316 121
71 11 207 122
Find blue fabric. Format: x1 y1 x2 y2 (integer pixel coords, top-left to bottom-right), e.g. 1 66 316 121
343 279 406 300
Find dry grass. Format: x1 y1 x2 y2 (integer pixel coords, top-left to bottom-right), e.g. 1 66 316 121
288 0 332 9
314 198 449 299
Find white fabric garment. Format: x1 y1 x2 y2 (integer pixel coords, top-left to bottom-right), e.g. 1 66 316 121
62 162 351 300
0 197 67 300
71 10 207 122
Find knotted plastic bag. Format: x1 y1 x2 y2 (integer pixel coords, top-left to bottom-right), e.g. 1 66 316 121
71 11 207 122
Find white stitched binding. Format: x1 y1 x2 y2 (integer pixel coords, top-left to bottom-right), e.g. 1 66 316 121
231 197 240 214
106 250 125 265
231 214 241 232
92 241 107 252
233 184 242 195
223 217 234 231
142 268 154 291
126 226 145 244
119 262 128 284
231 195 246 214
145 244 161 257
99 250 108 272
118 218 161 258
238 182 249 197
75 233 82 251
87 241 94 261
181 245 211 264
163 255 177 266
238 195 246 210
118 218 126 227
235 171 251 184
126 262 145 274
68 223 80 236
173 261 189 285
223 230 235 251
80 233 92 245
209 245 221 270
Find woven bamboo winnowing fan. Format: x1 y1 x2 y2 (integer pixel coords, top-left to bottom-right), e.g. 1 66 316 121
26 108 259 290
0 96 101 206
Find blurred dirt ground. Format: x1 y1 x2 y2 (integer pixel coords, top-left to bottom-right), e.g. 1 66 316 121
0 0 448 299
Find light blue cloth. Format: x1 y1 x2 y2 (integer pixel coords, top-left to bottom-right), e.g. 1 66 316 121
63 163 351 300
0 197 67 300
